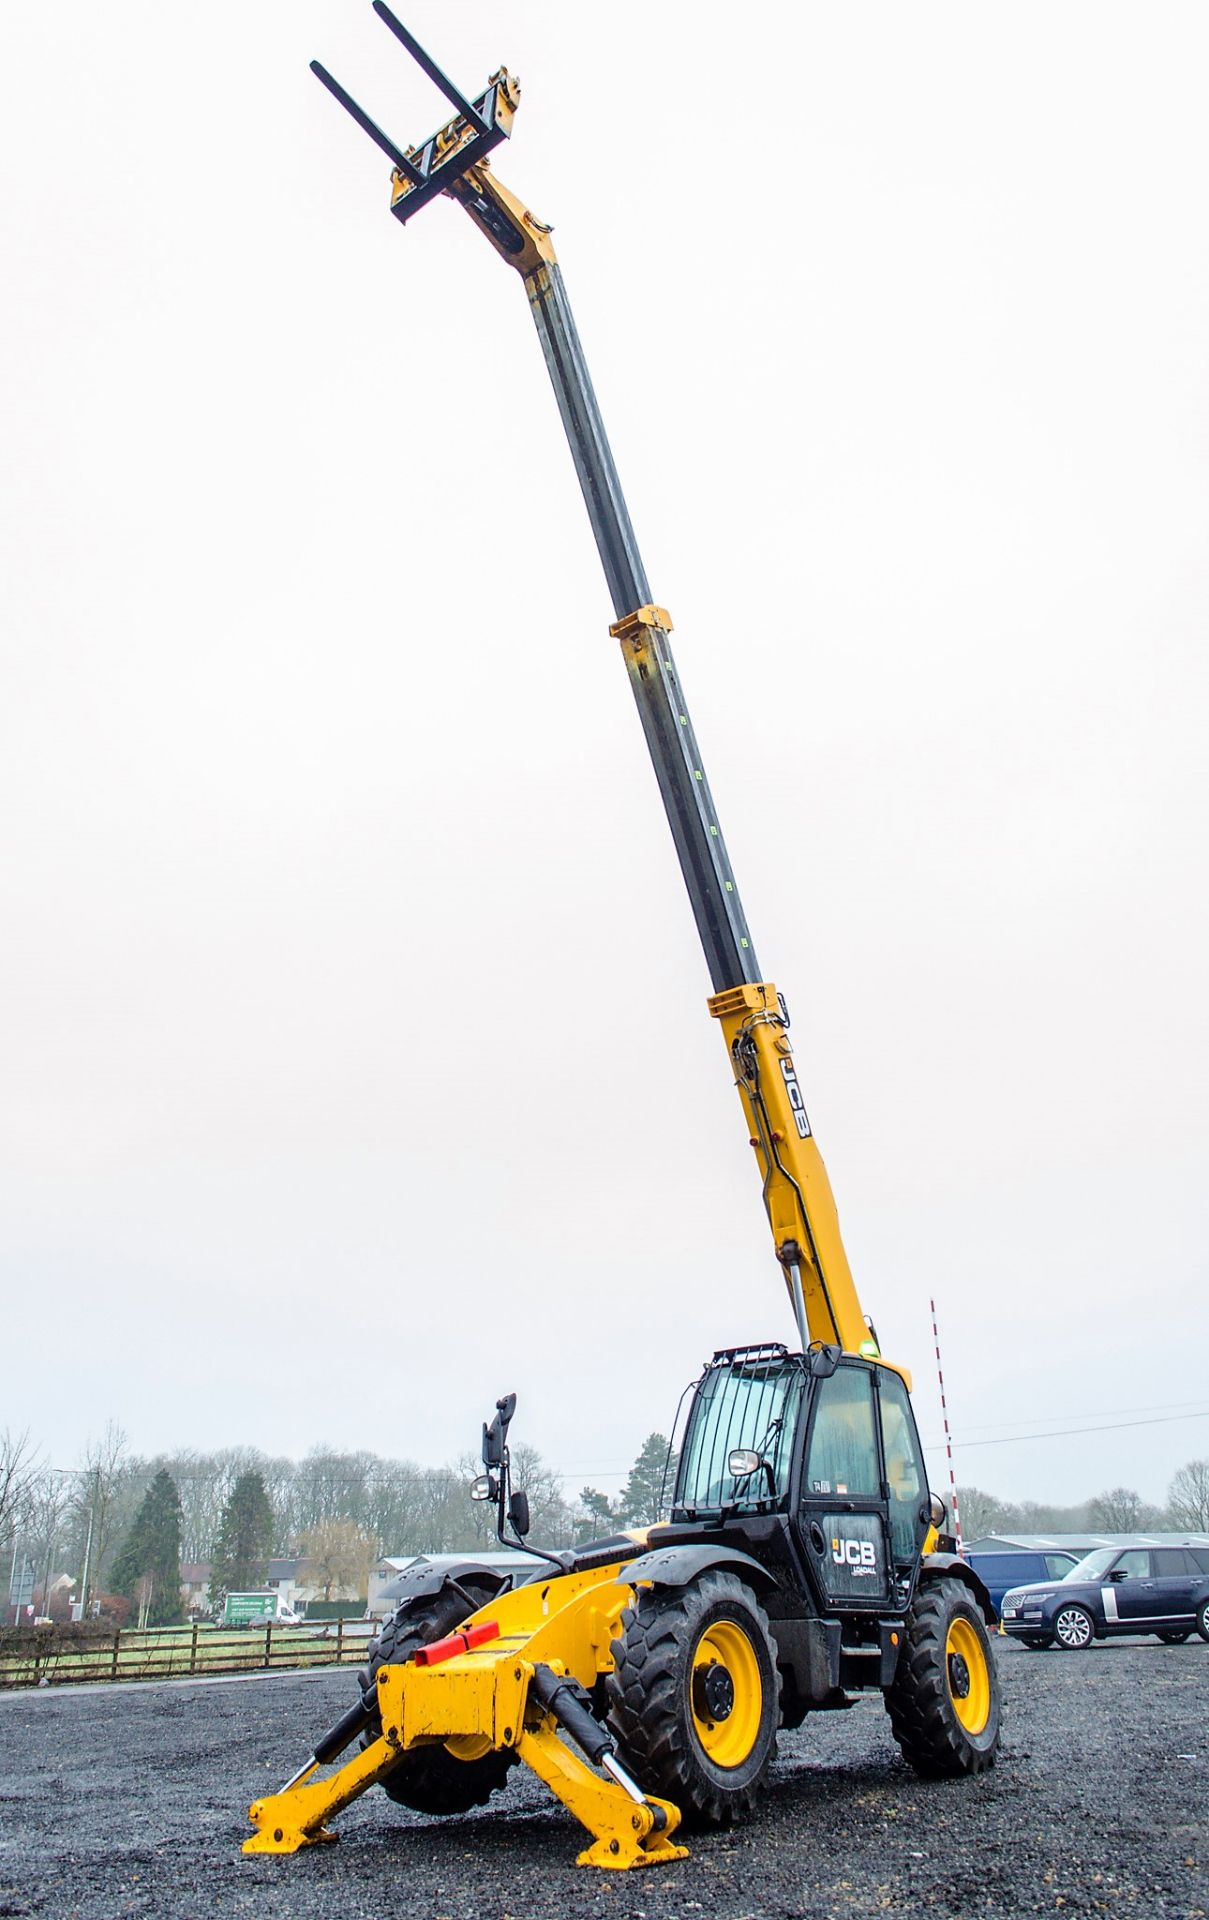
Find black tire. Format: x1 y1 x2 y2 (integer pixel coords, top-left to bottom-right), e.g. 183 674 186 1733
606 1570 780 1829
886 1576 1000 1777
1022 1635 1053 1651
1157 1630 1191 1645
1196 1598 1209 1644
1053 1604 1095 1652
363 1582 515 1816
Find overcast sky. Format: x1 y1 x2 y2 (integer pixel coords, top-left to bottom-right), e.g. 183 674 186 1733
2 1 1206 1513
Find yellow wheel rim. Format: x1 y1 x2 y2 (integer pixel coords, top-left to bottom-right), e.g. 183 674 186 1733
690 1619 763 1768
945 1616 991 1734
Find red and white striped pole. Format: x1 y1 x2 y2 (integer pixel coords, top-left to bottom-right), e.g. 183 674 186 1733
929 1296 963 1554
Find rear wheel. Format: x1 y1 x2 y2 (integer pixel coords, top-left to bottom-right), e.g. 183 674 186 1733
886 1576 1000 1777
1053 1605 1094 1652
1022 1635 1053 1651
1196 1598 1209 1644
363 1582 515 1815
1157 1630 1191 1645
606 1570 780 1828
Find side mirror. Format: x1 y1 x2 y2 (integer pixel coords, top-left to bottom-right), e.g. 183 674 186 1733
1109 1568 1129 1582
482 1391 517 1469
808 1344 841 1379
508 1489 531 1538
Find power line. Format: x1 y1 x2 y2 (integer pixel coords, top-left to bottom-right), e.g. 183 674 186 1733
921 1395 1209 1439
924 1405 1209 1453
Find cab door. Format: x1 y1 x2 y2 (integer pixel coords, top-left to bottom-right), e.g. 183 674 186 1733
796 1361 893 1609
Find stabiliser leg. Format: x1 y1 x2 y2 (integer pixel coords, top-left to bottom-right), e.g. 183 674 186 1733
244 1652 686 1867
524 1664 686 1869
244 1730 402 1854
518 1720 686 1870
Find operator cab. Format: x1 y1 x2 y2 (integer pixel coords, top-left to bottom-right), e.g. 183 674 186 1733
671 1343 932 1616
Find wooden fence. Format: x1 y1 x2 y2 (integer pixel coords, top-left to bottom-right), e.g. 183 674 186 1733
0 1617 374 1689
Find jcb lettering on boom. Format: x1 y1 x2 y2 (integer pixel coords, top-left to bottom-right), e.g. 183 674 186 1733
779 1056 811 1137
245 4 1003 1873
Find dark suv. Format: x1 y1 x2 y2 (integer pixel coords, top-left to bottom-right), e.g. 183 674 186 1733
1000 1544 1209 1650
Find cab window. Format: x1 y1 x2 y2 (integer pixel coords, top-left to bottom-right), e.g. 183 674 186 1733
804 1366 879 1499
1111 1550 1150 1579
876 1370 926 1563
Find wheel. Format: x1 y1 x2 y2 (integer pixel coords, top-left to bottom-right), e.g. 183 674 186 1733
1053 1605 1094 1652
886 1576 1000 1777
1157 1630 1191 1645
1022 1635 1053 1651
1197 1598 1209 1643
362 1581 515 1815
606 1570 780 1829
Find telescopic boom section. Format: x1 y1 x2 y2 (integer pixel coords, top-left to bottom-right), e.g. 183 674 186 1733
445 169 759 1000
309 16 874 1362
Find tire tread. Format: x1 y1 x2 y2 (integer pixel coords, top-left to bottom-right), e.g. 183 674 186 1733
363 1584 515 1815
886 1576 999 1778
605 1570 780 1829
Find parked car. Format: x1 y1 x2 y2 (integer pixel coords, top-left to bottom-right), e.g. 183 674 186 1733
1000 1544 1209 1650
965 1549 1080 1618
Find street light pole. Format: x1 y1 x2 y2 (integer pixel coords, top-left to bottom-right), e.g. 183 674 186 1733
78 1467 100 1619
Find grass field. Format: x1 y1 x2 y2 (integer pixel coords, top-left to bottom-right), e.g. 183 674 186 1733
0 1617 374 1688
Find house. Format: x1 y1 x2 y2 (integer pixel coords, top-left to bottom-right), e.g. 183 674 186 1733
180 1563 212 1611
267 1557 303 1610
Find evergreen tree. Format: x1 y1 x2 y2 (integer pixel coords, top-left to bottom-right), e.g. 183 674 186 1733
575 1486 619 1544
620 1434 676 1527
112 1468 183 1626
210 1471 275 1605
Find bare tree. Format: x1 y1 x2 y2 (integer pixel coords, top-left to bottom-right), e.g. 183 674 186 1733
1167 1459 1209 1531
951 1487 1018 1541
1088 1486 1161 1531
67 1423 130 1609
509 1443 574 1547
0 1429 39 1550
23 1471 74 1613
363 1458 426 1557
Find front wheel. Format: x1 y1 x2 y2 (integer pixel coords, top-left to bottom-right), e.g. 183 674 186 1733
606 1569 781 1828
1053 1605 1094 1652
886 1576 1000 1777
1196 1599 1209 1644
1157 1630 1191 1645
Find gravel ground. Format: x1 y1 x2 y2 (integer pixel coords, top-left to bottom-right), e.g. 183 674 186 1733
0 1637 1205 1919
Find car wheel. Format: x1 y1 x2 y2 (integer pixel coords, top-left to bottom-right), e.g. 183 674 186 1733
1053 1605 1094 1651
1196 1599 1209 1644
1022 1635 1053 1651
1157 1631 1191 1645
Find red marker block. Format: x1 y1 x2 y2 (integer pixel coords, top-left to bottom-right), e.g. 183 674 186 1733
412 1620 501 1667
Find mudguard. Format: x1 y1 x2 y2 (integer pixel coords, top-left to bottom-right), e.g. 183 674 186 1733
616 1543 777 1595
920 1552 996 1625
377 1557 516 1609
